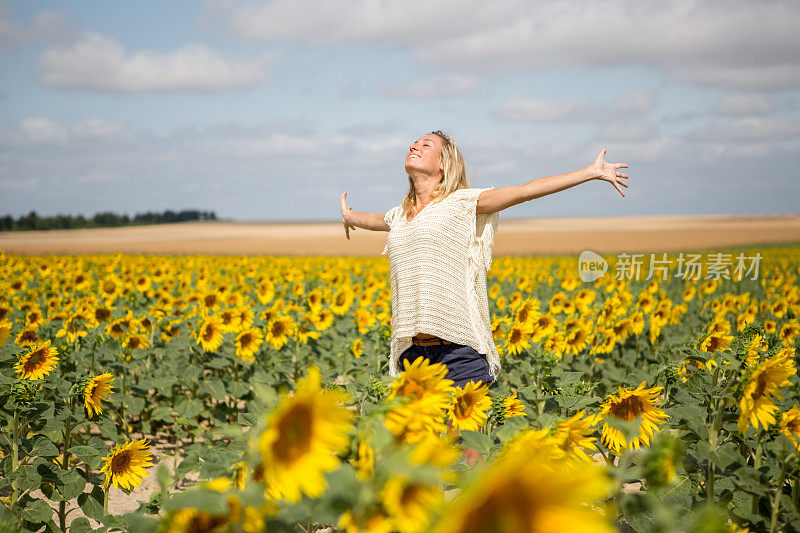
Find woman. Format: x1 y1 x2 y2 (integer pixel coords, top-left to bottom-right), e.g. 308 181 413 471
340 130 628 388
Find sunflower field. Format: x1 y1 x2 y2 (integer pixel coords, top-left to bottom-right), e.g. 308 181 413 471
1 245 799 533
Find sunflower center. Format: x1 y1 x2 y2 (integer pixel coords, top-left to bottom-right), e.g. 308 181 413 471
454 395 474 419
509 329 522 344
274 404 313 463
271 322 286 336
752 373 769 400
239 333 253 348
609 396 644 421
202 326 216 342
24 349 47 371
111 451 131 473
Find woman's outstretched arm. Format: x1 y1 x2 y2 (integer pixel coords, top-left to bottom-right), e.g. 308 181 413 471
476 148 629 214
340 192 390 239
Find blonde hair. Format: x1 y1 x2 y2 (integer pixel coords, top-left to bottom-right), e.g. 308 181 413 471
401 130 470 216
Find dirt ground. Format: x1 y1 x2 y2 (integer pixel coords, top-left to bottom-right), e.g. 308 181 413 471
1 214 799 255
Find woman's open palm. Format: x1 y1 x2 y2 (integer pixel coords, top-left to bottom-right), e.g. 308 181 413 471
593 148 629 197
341 192 356 239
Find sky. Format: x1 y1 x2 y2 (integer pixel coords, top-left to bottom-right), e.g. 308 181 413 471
1 0 799 222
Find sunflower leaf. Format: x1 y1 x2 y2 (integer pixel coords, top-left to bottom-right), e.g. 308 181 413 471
69 445 103 468
458 430 493 455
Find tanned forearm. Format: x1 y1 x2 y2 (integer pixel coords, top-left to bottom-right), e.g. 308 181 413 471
477 166 596 214
346 211 387 231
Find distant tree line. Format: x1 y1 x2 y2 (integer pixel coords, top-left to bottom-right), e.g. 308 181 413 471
0 209 217 231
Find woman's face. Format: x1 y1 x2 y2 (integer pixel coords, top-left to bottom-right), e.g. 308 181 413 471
405 134 444 177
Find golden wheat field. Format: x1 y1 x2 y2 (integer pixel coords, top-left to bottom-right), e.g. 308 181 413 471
1 218 800 532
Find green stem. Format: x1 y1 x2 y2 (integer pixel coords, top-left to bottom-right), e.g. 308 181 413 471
121 370 128 434
752 437 764 514
103 485 109 516
770 459 792 533
706 366 723 504
58 404 74 531
11 409 19 510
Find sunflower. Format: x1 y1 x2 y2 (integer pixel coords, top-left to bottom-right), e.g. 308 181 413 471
381 475 443 533
449 381 492 432
351 337 364 358
122 333 149 351
385 395 450 445
235 328 263 361
14 326 40 347
501 390 526 419
264 316 295 350
738 350 796 434
779 322 800 346
490 315 511 341
339 506 393 533
553 410 601 462
235 307 255 331
312 309 334 333
0 302 11 321
100 438 154 491
564 324 591 356
349 438 375 481
105 317 130 340
218 308 239 332
55 316 88 343
779 406 800 450
431 430 614 533
256 281 276 305
504 324 532 356
700 333 734 354
354 307 375 334
331 288 355 315
25 308 44 328
530 313 557 342
599 382 669 454
84 372 115 417
14 340 60 380
295 318 321 344
389 356 454 406
196 316 225 352
0 318 11 347
742 333 767 367
257 366 354 502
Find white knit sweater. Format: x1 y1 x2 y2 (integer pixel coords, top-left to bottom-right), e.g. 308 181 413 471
381 187 501 378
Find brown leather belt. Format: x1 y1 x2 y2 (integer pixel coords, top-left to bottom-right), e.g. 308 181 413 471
412 335 452 346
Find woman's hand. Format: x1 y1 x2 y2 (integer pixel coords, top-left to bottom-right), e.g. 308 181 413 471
592 148 629 197
341 191 357 240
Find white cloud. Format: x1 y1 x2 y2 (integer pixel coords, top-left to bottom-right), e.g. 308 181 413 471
0 117 131 146
36 32 279 93
382 74 479 99
600 121 658 142
205 0 509 46
208 0 800 90
496 90 655 123
688 117 800 143
19 118 68 144
497 98 590 122
0 2 74 49
713 93 779 115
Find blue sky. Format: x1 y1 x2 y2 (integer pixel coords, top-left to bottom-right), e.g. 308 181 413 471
1 0 799 221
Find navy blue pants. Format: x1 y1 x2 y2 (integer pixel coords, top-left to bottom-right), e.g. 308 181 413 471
398 342 495 388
